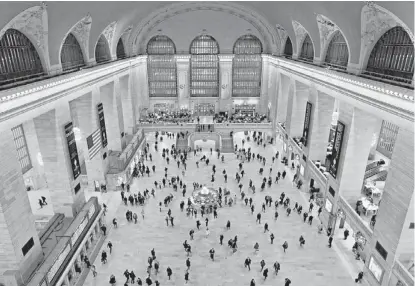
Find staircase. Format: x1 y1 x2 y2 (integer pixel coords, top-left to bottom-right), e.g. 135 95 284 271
221 133 234 153
364 165 384 180
368 170 388 182
365 161 379 172
176 133 189 152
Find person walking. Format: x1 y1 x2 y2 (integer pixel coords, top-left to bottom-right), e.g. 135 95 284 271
274 261 280 274
167 267 173 280
250 279 256 286
263 268 269 280
260 259 266 271
244 257 252 270
209 248 215 261
355 271 364 283
220 234 224 245
299 235 305 247
107 241 113 254
282 241 288 253
264 222 269 232
328 236 333 248
184 271 189 284
91 265 97 277
270 233 275 244
285 278 292 286
186 258 191 270
344 229 350 240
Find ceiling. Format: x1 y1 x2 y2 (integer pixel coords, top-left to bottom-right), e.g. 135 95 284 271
0 1 413 67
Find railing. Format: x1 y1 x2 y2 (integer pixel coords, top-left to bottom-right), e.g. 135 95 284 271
214 122 272 129
289 137 302 155
308 160 328 186
362 71 413 89
337 196 373 239
364 165 386 180
393 260 414 285
365 161 379 172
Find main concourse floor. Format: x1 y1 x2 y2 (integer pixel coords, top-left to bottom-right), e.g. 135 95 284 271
83 132 358 286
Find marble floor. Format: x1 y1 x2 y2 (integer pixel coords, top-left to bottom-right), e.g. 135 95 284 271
83 132 359 286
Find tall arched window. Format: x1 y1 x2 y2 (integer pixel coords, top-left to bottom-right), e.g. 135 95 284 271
190 35 219 97
299 35 314 62
232 35 262 97
284 37 293 59
116 39 126 60
61 33 85 72
324 31 349 69
0 29 44 86
95 35 111 64
147 35 177 97
365 26 414 86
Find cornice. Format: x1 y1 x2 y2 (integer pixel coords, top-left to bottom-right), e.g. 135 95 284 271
264 55 414 102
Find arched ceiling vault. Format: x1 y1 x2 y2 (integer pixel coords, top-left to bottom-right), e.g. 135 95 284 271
0 1 413 67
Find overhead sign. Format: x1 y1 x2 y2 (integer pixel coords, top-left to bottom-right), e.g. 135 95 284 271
64 122 81 180
97 103 108 148
302 101 312 147
329 121 345 179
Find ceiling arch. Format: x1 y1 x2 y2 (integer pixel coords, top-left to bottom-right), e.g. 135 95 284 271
129 1 281 55
292 20 315 58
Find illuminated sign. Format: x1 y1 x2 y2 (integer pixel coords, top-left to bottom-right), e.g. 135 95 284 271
71 218 88 246
329 121 345 179
302 102 312 147
47 243 71 282
88 204 96 220
64 122 81 180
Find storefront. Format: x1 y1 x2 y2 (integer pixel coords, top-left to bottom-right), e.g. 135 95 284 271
194 103 215 115
232 99 258 115
153 103 176 113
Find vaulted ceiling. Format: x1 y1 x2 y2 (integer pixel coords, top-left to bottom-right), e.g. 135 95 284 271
0 1 413 67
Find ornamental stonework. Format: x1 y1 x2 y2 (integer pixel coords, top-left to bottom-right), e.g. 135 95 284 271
292 20 308 53
102 21 118 49
71 14 92 56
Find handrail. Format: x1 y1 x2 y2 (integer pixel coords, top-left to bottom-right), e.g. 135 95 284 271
337 196 373 239
308 160 328 186
393 260 414 284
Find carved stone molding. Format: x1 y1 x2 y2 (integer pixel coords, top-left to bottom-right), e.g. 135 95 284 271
292 20 309 55
0 5 48 63
276 24 288 53
120 26 133 54
102 21 118 54
71 14 92 59
316 14 341 60
361 3 396 46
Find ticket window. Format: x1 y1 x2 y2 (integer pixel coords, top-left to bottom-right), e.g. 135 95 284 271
234 104 255 115
195 103 215 115
154 104 167 113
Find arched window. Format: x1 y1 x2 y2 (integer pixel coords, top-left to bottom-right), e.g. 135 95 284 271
147 35 177 97
232 34 262 97
365 26 414 86
0 29 44 86
284 37 293 59
95 35 111 64
61 33 85 72
324 31 349 69
299 35 314 62
190 35 219 97
116 39 126 60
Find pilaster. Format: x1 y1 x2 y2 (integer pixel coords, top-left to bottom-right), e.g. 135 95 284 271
176 55 191 109
119 75 135 135
286 80 308 138
0 129 43 284
259 55 270 114
366 127 414 286
33 107 85 217
100 81 122 152
276 73 290 123
306 89 335 162
218 54 233 112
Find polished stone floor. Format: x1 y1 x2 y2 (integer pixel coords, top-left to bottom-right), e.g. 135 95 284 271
83 132 358 286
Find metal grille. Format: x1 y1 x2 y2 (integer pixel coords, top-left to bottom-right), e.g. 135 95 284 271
61 33 85 72
365 26 414 86
376 120 399 159
190 35 219 97
324 31 349 69
0 29 44 86
284 37 293 58
11 124 32 174
232 34 262 97
116 39 126 59
299 35 314 62
95 35 111 64
147 35 177 97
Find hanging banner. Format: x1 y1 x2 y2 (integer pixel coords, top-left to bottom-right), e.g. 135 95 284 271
64 122 81 180
329 121 345 179
97 103 108 148
302 102 312 147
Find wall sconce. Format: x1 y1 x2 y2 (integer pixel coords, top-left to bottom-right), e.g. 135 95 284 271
221 84 228 90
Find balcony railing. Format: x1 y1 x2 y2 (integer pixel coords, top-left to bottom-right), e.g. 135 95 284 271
338 196 373 239
308 160 328 186
393 260 414 285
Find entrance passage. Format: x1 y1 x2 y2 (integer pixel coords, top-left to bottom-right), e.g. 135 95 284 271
194 139 216 151
194 103 215 116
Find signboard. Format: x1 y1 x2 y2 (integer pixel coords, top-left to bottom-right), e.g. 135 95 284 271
325 198 333 213
328 121 345 179
64 122 81 180
71 217 88 246
97 103 108 148
302 102 312 147
88 204 96 219
47 243 71 283
300 164 305 176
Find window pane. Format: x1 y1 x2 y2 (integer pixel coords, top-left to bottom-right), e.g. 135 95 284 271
61 33 85 71
11 124 32 173
324 31 349 69
299 35 314 62
95 35 111 64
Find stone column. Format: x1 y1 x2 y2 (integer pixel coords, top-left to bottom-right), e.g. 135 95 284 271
33 107 85 217
100 81 122 152
335 103 380 200
276 73 290 123
270 71 281 139
365 127 414 286
176 55 191 109
218 54 233 112
0 129 43 285
259 55 270 113
305 88 335 162
69 92 106 193
119 74 136 135
22 119 48 190
135 56 149 112
286 81 309 138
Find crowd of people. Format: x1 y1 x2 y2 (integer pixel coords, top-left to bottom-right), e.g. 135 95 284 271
140 110 193 124
91 129 363 286
214 112 268 124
